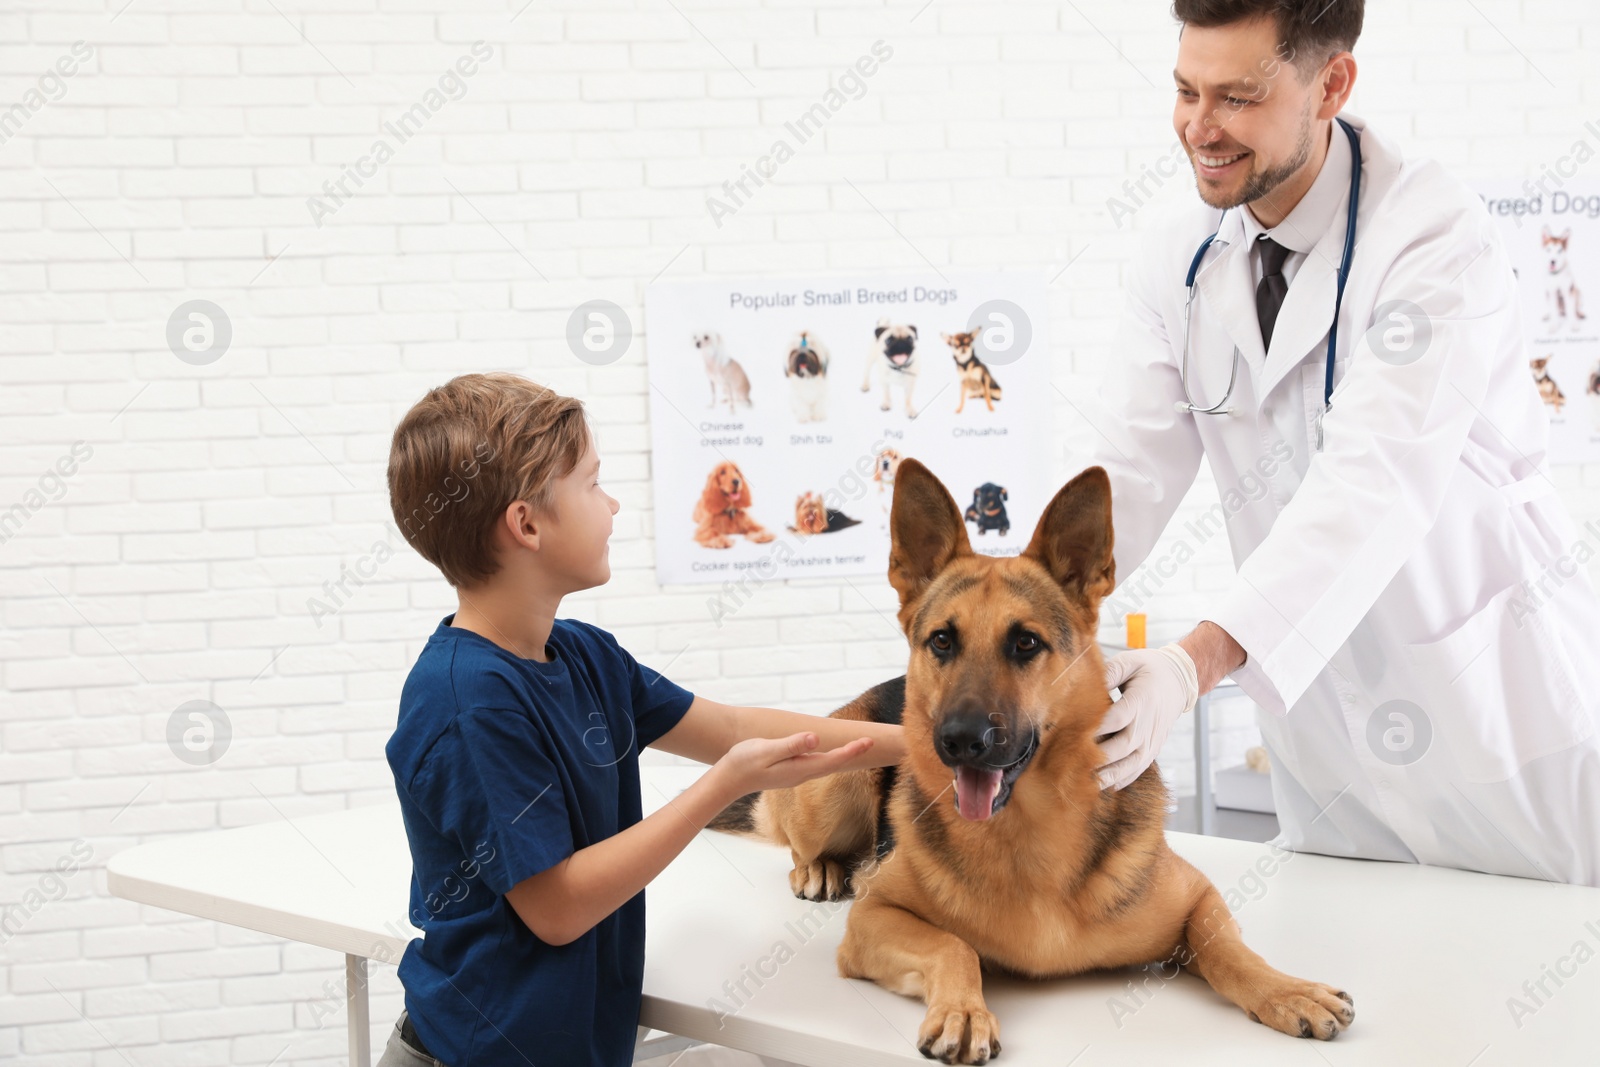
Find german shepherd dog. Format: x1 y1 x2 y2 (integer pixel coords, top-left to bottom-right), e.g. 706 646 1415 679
710 459 1354 1062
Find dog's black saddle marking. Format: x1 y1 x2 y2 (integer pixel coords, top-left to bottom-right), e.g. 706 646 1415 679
864 675 906 862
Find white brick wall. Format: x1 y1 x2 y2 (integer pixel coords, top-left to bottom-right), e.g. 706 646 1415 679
2 1 1598 1062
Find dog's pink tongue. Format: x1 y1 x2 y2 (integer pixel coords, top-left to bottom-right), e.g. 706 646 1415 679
954 767 1002 821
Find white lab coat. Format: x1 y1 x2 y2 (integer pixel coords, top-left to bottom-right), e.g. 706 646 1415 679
1085 112 1600 886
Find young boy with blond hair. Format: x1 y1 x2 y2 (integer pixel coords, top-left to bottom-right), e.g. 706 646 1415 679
379 371 902 1066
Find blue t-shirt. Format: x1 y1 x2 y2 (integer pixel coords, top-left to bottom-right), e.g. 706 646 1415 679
385 614 695 1066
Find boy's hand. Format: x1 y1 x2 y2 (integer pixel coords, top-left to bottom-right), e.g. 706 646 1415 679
713 731 873 799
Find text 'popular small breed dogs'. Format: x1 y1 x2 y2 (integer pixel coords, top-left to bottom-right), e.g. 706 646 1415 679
712 459 1354 1062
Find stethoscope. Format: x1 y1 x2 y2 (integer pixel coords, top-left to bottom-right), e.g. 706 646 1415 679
1175 116 1362 448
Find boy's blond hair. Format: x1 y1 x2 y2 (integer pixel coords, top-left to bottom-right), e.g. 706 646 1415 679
387 372 590 588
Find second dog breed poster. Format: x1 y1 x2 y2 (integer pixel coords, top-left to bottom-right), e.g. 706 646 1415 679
1477 179 1600 462
644 271 1052 586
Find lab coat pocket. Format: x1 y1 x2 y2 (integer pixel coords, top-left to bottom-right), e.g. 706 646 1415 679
1402 581 1590 783
1300 361 1334 453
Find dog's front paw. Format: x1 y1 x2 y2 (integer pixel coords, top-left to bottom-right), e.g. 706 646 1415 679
1243 979 1353 1040
918 1001 1000 1064
789 857 852 901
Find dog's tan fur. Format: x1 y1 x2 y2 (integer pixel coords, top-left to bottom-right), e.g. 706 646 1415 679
711 459 1353 1062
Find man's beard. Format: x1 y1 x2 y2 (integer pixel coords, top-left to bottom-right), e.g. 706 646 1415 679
1194 112 1314 211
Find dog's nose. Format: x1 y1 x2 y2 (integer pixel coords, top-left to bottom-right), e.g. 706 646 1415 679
938 713 999 764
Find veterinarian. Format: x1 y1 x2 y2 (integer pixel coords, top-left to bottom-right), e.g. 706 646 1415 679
1087 0 1600 886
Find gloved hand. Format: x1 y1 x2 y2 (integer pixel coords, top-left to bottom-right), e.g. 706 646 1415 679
1096 643 1199 791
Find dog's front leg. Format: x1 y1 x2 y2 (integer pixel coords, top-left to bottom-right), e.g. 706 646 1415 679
1178 880 1354 1040
837 898 999 1064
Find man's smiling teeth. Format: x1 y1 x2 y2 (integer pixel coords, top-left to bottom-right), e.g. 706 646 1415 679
1197 151 1247 167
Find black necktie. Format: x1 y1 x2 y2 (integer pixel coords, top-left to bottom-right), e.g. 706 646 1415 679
1255 235 1291 351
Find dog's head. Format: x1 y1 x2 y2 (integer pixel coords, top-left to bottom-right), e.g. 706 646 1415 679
787 331 828 378
693 332 722 359
793 491 826 534
874 319 918 367
1590 364 1600 396
1543 227 1571 272
942 330 979 363
888 459 1114 822
970 483 1007 514
873 448 903 485
703 461 751 509
1530 356 1551 376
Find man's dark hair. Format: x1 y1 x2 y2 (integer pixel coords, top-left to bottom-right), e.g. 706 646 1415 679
1172 0 1363 78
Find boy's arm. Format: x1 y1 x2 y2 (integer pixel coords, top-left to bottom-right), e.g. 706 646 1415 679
649 694 905 771
506 731 869 947
505 763 736 947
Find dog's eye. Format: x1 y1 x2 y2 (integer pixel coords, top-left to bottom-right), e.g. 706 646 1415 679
928 630 953 655
1017 633 1038 652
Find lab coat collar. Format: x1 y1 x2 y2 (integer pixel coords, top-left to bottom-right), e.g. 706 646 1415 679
1192 114 1365 409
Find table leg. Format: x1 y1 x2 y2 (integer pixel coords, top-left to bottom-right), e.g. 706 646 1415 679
1193 692 1214 836
347 954 371 1067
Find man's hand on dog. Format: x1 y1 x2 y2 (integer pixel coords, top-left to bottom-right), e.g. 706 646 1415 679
1095 644 1200 791
715 732 874 798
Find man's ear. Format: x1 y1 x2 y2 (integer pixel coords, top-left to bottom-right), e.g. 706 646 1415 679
887 459 971 624
1022 466 1115 605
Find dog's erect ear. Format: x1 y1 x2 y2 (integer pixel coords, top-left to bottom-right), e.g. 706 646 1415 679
888 459 971 619
1000 486 1008 501
941 332 953 345
908 325 918 339
1023 466 1115 604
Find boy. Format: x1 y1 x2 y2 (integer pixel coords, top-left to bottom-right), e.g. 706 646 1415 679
380 371 904 1066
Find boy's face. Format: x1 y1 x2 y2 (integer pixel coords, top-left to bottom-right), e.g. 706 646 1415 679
540 437 620 590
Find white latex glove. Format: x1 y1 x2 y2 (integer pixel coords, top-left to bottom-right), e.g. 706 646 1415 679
1096 644 1199 791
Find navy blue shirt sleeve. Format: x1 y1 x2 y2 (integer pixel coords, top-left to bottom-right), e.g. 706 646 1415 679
416 707 576 896
580 623 695 749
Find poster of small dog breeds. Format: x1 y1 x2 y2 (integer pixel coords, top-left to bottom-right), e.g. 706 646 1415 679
1475 180 1600 463
645 271 1053 583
